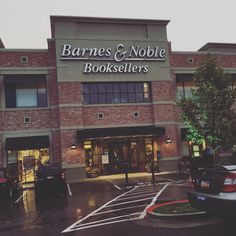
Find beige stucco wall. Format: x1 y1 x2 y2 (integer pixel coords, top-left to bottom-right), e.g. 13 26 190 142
53 19 171 83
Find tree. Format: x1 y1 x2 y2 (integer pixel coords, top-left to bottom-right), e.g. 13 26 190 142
178 57 236 153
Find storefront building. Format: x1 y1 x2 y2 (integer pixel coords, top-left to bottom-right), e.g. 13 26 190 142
0 16 236 183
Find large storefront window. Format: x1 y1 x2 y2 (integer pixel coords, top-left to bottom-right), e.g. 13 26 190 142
6 136 50 184
82 82 151 104
7 148 49 184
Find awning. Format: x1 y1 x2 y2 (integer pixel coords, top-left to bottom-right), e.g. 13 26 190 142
5 136 49 150
4 75 46 84
176 74 194 82
77 126 165 140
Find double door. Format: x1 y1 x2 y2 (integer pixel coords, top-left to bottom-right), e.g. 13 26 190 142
107 142 138 174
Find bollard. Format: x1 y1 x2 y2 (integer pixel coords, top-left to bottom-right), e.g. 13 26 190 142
151 160 155 182
124 161 128 184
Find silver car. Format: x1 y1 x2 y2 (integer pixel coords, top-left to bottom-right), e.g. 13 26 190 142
188 163 236 216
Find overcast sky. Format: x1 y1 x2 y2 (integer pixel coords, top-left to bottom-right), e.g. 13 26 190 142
1 0 236 51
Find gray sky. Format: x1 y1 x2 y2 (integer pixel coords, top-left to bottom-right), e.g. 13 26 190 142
1 0 236 51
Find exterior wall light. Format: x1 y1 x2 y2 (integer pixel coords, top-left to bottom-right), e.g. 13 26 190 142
166 136 172 144
70 143 77 150
70 132 78 150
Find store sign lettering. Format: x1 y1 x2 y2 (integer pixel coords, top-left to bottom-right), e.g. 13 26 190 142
60 43 166 74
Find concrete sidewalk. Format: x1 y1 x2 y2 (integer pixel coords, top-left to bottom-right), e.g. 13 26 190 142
68 171 190 185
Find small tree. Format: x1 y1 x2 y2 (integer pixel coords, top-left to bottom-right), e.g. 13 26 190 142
178 58 236 156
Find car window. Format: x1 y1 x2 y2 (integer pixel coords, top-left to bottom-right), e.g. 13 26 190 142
36 164 62 177
0 170 5 178
216 154 236 165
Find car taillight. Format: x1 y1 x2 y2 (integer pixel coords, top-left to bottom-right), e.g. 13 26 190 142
189 176 194 188
0 178 7 183
61 172 65 179
222 173 236 192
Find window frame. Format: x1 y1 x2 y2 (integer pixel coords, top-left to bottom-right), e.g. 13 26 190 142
4 78 48 108
82 82 151 105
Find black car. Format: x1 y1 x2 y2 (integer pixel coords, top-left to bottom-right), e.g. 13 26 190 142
34 163 67 196
188 162 236 216
0 168 19 199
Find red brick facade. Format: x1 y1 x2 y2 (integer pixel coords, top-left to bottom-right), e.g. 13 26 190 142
1 17 236 181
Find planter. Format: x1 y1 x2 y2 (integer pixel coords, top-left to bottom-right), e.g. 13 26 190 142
147 200 207 220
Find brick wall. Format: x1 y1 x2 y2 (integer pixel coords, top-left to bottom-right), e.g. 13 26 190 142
58 82 82 104
170 53 236 68
2 110 51 131
0 51 48 67
152 81 176 101
82 105 154 126
60 130 85 166
59 107 83 127
0 40 62 166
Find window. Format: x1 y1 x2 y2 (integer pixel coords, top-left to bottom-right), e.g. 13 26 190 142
82 82 151 104
4 76 47 108
97 113 104 119
176 81 195 100
21 56 28 64
133 111 139 118
187 58 194 64
16 84 37 107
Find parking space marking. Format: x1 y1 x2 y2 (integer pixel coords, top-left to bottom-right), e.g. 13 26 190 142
123 188 159 196
105 197 154 208
67 183 72 196
73 212 142 228
113 184 122 190
115 192 158 201
93 204 147 216
139 182 170 219
62 182 169 233
62 186 138 233
70 216 141 231
14 194 23 204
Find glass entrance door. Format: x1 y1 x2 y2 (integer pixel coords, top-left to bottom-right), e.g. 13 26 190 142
108 143 129 174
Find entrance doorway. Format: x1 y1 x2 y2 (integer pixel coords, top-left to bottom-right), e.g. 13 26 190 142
18 149 49 184
7 148 50 184
107 143 129 174
84 137 154 176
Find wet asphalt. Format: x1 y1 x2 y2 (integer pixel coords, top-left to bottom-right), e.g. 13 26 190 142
0 172 235 236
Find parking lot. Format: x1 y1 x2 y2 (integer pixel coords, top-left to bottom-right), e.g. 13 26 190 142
0 173 232 236
63 182 169 232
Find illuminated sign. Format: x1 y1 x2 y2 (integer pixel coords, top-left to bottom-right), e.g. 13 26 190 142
60 43 166 74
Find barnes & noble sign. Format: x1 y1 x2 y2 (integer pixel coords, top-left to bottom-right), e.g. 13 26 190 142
60 43 166 74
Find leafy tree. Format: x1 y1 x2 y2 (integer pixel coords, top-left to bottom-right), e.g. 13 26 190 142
178 58 236 152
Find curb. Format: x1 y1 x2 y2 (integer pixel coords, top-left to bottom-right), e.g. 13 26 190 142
146 200 207 220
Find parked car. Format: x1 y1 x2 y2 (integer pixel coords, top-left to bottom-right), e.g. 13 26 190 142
188 155 236 216
0 168 19 199
34 163 67 196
